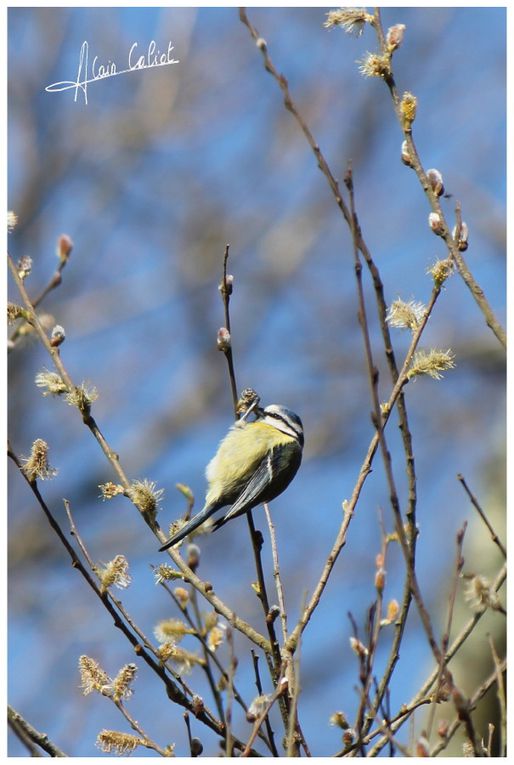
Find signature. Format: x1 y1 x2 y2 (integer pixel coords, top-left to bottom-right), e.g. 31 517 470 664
45 40 179 105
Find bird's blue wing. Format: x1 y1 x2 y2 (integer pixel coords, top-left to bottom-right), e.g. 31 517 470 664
212 452 275 528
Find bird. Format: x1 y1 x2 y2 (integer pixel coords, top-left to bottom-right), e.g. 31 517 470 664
159 404 303 551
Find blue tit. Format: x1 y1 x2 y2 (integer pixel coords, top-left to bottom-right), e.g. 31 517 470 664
159 404 303 551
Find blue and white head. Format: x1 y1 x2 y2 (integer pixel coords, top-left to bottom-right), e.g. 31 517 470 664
262 404 304 446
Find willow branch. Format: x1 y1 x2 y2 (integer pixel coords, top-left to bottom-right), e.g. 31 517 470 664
372 8 505 349
457 473 506 559
8 705 67 757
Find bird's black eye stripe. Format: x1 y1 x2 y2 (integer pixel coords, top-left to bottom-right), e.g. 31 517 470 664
267 412 292 428
265 411 302 439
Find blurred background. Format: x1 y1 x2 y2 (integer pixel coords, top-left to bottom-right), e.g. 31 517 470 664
8 6 505 757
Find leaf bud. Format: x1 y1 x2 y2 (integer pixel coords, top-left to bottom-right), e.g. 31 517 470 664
50 324 66 347
17 255 32 280
428 212 444 235
426 168 445 197
216 327 231 352
386 24 406 51
191 738 203 756
186 544 201 571
452 221 469 251
57 234 73 263
400 92 417 130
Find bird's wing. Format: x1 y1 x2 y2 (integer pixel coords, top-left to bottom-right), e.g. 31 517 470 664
212 451 276 529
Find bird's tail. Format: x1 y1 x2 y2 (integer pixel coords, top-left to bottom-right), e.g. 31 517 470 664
158 502 220 551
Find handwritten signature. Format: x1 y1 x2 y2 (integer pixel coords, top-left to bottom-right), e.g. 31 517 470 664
45 40 179 104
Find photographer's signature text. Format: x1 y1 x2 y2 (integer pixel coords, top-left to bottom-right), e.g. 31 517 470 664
45 40 179 104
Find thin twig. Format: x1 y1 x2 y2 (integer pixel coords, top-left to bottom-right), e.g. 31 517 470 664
8 713 41 757
250 651 280 757
114 699 169 756
242 677 288 757
219 243 238 414
457 474 506 559
263 502 287 643
486 723 495 757
8 705 67 757
189 587 225 720
183 712 194 757
426 523 467 738
224 628 236 757
8 238 71 350
488 636 506 757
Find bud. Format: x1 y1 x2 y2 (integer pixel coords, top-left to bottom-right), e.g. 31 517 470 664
432 678 451 702
176 483 194 510
186 544 201 571
98 554 131 593
236 387 261 417
174 587 190 609
266 605 281 624
17 255 32 280
216 327 231 352
401 140 414 167
8 303 26 324
218 274 233 296
462 741 474 757
386 24 406 51
428 257 453 286
247 694 272 722
452 221 469 251
426 168 445 197
407 348 455 381
349 636 368 658
57 234 73 263
192 695 204 716
416 735 429 756
324 8 373 35
21 438 57 482
329 711 349 729
358 52 391 79
437 720 449 738
400 92 417 130
7 211 18 232
111 662 137 701
386 599 399 622
256 37 267 51
191 738 203 756
50 324 66 348
428 212 444 235
375 567 386 593
342 728 355 746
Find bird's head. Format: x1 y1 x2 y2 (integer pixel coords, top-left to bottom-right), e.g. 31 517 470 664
261 404 304 447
